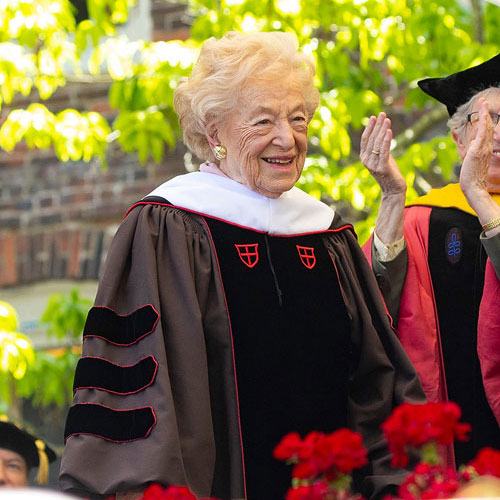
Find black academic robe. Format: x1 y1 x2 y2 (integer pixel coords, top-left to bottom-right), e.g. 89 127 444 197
60 181 424 500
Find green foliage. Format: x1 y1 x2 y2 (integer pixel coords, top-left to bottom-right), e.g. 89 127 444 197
0 104 111 164
0 0 77 108
0 289 91 410
15 349 81 408
41 288 92 341
187 0 499 238
1 0 500 232
0 301 35 386
0 331 35 381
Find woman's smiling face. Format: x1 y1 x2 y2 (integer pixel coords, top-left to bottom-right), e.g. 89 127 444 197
214 77 309 198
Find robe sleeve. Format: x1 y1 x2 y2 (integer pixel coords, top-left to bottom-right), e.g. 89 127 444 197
325 219 426 500
480 231 500 280
59 203 225 498
362 234 408 328
477 261 500 426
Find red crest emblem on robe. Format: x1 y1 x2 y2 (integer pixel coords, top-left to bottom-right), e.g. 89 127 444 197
235 243 259 268
296 245 316 269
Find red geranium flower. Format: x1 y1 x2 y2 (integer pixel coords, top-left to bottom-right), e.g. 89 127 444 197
398 462 459 500
298 431 325 461
312 429 367 475
382 402 470 467
139 484 219 500
143 484 167 500
293 459 319 480
163 486 197 500
469 447 500 477
274 432 304 461
285 481 330 500
276 428 367 481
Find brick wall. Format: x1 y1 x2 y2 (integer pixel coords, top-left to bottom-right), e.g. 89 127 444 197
0 2 193 288
0 79 188 288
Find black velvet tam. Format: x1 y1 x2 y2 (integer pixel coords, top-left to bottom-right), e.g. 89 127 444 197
418 52 500 116
0 420 56 467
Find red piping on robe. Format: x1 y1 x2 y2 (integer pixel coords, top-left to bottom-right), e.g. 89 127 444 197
364 206 452 464
478 260 500 427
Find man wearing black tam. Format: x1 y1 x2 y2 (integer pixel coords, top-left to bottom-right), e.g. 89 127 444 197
360 53 500 467
0 417 56 487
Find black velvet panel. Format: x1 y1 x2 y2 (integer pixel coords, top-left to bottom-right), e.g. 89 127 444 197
64 404 156 442
204 217 351 500
428 207 500 465
73 355 158 395
83 304 159 346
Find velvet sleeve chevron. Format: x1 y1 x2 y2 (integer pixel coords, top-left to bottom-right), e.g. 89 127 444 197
59 202 240 499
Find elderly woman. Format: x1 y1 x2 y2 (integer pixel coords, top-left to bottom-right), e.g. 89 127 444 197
361 53 500 467
60 31 423 500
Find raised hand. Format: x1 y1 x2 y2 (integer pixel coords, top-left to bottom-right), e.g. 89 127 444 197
460 98 494 198
360 113 406 197
360 113 406 245
459 97 500 235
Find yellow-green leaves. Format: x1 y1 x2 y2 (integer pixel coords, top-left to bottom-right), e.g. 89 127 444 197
87 0 136 36
0 0 76 47
0 301 35 381
0 43 35 110
114 109 175 163
0 331 35 380
41 289 92 340
0 1 77 104
10 289 90 409
0 104 111 163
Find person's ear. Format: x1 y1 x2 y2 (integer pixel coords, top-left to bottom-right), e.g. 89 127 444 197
205 120 220 150
452 129 468 160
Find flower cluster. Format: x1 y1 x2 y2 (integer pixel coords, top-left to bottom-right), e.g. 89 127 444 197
104 402 500 500
381 402 471 467
395 462 461 500
284 481 333 500
142 485 198 500
468 447 500 478
107 484 220 500
274 428 367 500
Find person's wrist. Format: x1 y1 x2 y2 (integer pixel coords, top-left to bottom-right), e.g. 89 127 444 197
380 190 406 204
482 217 500 232
460 182 489 204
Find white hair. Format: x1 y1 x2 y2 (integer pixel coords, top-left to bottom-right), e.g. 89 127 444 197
174 31 319 162
447 86 500 140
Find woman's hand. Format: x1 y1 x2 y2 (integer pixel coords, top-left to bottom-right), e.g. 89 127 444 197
360 113 406 198
460 98 500 236
460 98 493 199
361 113 406 246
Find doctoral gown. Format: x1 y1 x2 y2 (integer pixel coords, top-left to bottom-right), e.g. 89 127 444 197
60 172 424 500
365 183 500 466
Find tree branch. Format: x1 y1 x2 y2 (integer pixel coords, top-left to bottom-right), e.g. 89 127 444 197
470 0 484 43
392 107 449 157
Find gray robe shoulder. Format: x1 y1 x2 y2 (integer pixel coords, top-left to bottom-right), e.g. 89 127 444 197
60 203 424 499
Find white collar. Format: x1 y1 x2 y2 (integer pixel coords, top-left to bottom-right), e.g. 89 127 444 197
146 171 335 235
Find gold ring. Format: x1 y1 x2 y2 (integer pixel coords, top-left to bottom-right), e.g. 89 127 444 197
371 150 380 155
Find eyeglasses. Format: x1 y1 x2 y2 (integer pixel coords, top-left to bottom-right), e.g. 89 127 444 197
466 111 500 126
